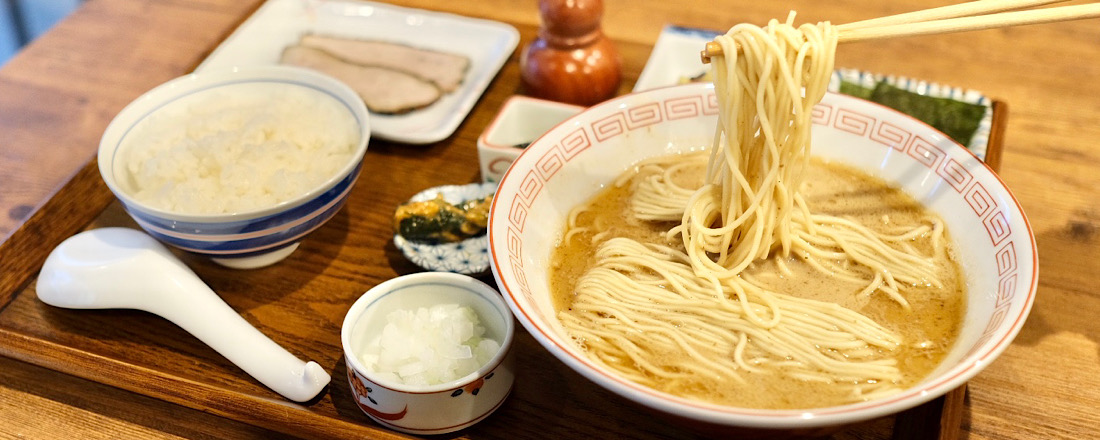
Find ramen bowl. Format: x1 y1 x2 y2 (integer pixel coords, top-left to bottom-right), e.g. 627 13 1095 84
97 65 370 269
487 83 1036 435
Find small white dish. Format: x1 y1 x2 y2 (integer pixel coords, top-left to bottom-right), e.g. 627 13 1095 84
198 0 519 144
633 25 722 93
341 272 515 434
393 183 496 274
477 96 584 184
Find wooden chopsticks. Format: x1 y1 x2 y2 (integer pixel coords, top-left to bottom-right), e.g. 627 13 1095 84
700 0 1100 63
836 0 1071 30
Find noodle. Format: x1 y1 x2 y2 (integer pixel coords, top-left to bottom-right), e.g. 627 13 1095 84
554 13 961 409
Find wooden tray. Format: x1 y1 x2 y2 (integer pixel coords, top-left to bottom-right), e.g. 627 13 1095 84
0 22 1009 440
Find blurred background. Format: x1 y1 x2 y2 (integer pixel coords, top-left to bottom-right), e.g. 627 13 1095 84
1 0 80 65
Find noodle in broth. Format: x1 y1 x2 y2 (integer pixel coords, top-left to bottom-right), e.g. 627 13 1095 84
549 14 965 409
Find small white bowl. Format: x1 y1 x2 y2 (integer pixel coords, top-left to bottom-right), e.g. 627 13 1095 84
97 65 370 269
341 272 515 435
476 95 583 183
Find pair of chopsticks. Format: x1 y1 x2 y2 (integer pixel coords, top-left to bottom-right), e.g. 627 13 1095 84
700 0 1100 63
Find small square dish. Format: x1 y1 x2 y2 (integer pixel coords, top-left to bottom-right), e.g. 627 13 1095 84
477 96 583 184
198 0 520 144
635 25 995 160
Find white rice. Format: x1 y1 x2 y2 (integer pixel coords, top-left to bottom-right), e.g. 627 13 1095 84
359 304 501 387
121 82 359 214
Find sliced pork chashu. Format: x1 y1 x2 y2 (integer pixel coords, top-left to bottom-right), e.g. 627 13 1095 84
281 45 441 115
300 35 469 93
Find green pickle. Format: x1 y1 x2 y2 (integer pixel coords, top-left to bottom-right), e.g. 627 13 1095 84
394 194 493 243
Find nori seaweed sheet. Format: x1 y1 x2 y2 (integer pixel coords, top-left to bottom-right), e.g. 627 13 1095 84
838 80 986 147
839 81 875 100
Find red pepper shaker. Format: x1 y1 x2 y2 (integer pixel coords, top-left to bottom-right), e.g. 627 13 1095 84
520 0 622 106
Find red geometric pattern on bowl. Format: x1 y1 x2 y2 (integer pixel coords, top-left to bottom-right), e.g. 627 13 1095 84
965 182 999 217
811 103 833 125
870 121 912 151
834 108 875 137
939 158 975 192
665 94 718 120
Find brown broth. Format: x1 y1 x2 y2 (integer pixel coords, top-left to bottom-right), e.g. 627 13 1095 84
549 157 965 409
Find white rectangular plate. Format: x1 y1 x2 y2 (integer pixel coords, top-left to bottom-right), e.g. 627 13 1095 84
199 0 519 144
633 25 722 93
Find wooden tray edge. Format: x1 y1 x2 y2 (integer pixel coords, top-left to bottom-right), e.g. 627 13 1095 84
0 159 113 308
983 100 1009 173
0 328 393 439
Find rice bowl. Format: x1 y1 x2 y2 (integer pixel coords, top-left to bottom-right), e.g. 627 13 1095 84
98 65 370 269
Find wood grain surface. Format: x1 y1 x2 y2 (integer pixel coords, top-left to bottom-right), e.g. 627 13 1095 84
1 0 1098 439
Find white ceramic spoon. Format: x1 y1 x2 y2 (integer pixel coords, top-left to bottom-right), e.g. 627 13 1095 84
35 227 331 403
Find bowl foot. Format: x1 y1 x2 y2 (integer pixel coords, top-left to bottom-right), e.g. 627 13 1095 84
210 242 300 269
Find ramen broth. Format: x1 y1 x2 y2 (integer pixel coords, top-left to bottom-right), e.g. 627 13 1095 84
550 156 965 410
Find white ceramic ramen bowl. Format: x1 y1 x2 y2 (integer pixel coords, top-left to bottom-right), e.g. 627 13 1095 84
487 83 1037 435
98 65 370 269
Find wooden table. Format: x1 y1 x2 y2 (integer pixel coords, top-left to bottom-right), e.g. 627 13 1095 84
1 0 1098 438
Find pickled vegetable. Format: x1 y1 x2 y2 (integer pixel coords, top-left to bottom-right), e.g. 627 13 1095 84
394 194 492 243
